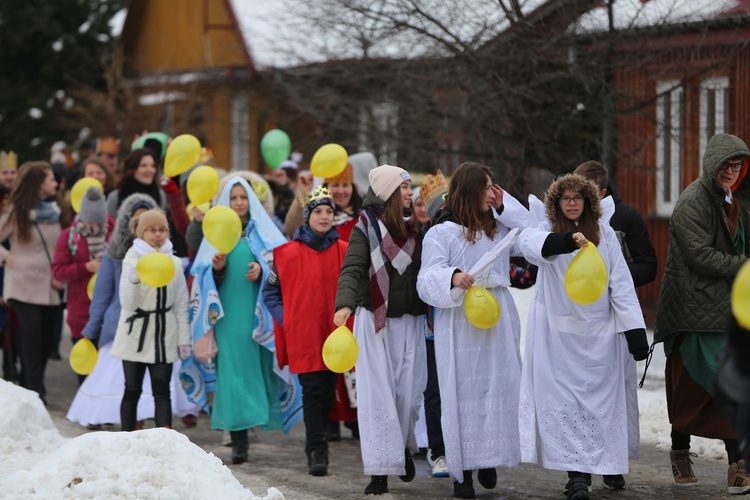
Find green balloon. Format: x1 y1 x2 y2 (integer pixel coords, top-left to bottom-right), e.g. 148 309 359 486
260 129 291 169
131 132 170 159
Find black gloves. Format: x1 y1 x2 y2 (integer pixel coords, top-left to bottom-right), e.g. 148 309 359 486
624 328 649 361
541 232 579 258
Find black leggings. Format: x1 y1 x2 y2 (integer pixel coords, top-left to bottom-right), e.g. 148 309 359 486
9 300 58 400
671 429 740 464
121 360 173 431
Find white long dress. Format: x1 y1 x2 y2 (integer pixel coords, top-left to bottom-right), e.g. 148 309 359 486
417 198 528 482
516 195 645 475
355 309 427 476
66 342 199 426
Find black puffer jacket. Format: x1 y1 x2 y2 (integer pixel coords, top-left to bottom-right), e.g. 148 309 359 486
606 184 657 288
335 188 426 318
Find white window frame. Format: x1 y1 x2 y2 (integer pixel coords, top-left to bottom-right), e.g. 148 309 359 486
231 95 249 171
655 80 683 217
699 77 729 170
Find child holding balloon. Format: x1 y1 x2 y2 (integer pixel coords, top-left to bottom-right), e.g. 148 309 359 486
262 185 351 477
111 208 192 431
516 174 648 500
51 186 112 384
333 164 426 496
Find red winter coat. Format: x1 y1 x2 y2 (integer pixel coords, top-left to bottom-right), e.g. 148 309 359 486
51 217 114 339
272 239 350 373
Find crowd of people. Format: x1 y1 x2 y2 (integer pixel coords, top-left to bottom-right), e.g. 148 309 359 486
0 130 748 500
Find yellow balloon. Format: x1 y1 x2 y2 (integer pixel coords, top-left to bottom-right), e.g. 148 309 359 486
463 286 501 329
322 325 359 373
164 134 201 177
564 242 608 305
186 202 210 221
70 178 104 213
70 338 98 375
187 165 220 205
310 143 348 178
136 253 175 288
732 261 750 329
203 206 242 254
87 272 97 300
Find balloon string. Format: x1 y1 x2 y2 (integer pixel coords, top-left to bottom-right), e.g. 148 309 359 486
476 269 491 289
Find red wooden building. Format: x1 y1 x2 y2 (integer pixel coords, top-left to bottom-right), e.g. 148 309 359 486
578 0 750 315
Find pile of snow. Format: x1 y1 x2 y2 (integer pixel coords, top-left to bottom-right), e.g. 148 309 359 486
0 379 66 470
0 381 283 499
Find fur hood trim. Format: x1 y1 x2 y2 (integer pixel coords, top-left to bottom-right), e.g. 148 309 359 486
107 193 158 261
544 174 602 225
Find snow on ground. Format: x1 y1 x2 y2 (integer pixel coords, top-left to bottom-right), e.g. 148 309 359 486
0 380 283 499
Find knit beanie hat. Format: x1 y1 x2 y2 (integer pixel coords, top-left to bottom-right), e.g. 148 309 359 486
302 186 336 223
368 165 411 201
78 186 107 225
135 209 169 239
326 163 353 184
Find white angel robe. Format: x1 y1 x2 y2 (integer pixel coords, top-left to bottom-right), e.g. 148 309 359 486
355 309 427 476
417 198 528 482
516 195 645 475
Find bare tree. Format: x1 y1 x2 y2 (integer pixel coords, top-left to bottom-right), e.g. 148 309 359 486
252 0 749 197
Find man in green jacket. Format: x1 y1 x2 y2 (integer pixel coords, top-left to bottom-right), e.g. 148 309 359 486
655 133 750 495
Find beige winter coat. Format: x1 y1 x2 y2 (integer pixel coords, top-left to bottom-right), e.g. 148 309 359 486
0 206 62 306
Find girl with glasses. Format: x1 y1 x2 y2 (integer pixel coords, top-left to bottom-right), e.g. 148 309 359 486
517 174 647 500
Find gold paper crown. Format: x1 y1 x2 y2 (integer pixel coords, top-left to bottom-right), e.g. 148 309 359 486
303 185 333 207
95 137 120 155
420 170 448 206
0 151 18 170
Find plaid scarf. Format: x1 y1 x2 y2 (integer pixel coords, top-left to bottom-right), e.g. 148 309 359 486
354 206 416 332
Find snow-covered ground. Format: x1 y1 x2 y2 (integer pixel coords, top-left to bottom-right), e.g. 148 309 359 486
0 381 283 499
0 287 728 498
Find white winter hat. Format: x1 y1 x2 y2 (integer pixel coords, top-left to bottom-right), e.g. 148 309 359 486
368 165 411 201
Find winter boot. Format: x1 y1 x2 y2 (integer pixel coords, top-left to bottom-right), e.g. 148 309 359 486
230 429 249 464
603 474 626 489
453 470 475 499
670 449 698 485
567 473 591 500
477 468 497 489
309 449 329 477
364 475 388 495
399 449 415 482
563 475 591 495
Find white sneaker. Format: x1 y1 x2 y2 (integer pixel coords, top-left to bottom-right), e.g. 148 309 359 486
431 456 449 478
426 448 435 468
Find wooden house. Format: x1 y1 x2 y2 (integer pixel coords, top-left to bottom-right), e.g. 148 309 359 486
120 0 277 171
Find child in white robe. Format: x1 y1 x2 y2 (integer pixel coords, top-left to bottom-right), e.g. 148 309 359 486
517 174 648 500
